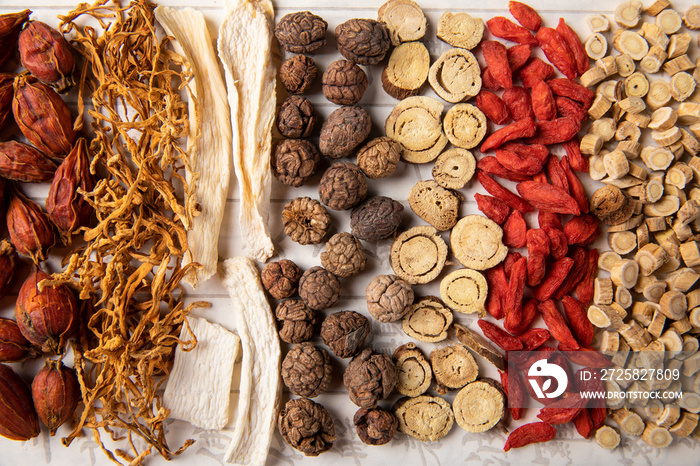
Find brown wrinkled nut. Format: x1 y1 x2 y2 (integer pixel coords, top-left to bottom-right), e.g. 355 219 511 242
353 407 398 445
281 342 333 398
280 54 318 94
298 266 341 311
0 140 56 182
282 197 331 245
277 95 317 138
274 11 328 54
590 185 635 226
356 137 402 179
322 59 369 105
321 232 366 277
344 347 397 408
278 398 335 456
272 139 320 187
366 274 414 323
0 10 30 68
275 299 317 344
336 18 391 65
0 73 16 131
319 162 368 211
320 310 370 358
261 259 302 299
0 240 18 299
32 359 80 435
351 196 404 242
19 21 75 93
0 363 40 441
6 190 55 263
319 106 372 159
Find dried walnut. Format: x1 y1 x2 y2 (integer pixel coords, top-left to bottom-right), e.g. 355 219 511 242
274 11 327 54
336 18 391 65
344 347 397 408
272 139 320 187
280 54 318 94
356 137 401 179
277 95 317 138
319 106 371 159
322 59 368 105
282 197 331 245
366 274 414 323
275 298 317 344
351 196 404 242
299 266 341 311
261 259 302 299
281 342 333 397
319 162 368 211
353 407 398 446
321 310 370 358
278 397 335 457
321 232 366 277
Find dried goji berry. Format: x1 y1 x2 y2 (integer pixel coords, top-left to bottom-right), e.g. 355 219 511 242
475 192 512 225
486 264 509 319
478 319 524 351
503 210 528 248
554 248 588 300
537 298 579 348
502 142 549 164
573 409 595 439
481 117 537 153
518 57 554 88
504 422 557 451
478 172 534 213
500 368 526 420
487 16 538 45
563 214 599 246
509 0 542 31
535 27 577 79
561 156 589 213
531 80 557 121
478 156 532 182
542 225 568 260
508 44 533 71
537 393 585 425
482 40 513 89
504 256 527 324
504 251 523 279
538 211 562 230
535 260 575 303
528 117 581 145
506 297 538 335
556 18 589 76
501 86 535 121
563 136 588 173
482 67 502 91
476 90 510 125
518 327 551 350
516 181 581 215
526 229 550 287
575 248 598 305
560 295 594 346
545 155 570 193
558 344 612 368
496 147 543 176
555 96 588 123
547 78 595 109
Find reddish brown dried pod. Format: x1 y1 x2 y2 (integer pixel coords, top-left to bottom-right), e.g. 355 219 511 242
0 10 31 67
0 140 57 182
0 317 34 363
31 359 80 435
0 240 18 299
19 21 75 93
0 73 16 131
0 363 40 441
6 189 56 263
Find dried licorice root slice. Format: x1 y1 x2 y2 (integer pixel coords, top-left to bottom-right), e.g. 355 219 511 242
443 103 487 149
385 96 448 163
402 296 453 342
430 344 478 392
432 148 476 189
390 225 448 284
408 180 462 231
377 0 427 45
381 41 430 100
450 215 508 270
393 342 432 397
428 48 482 103
440 268 488 316
437 11 485 50
453 380 505 433
393 395 454 442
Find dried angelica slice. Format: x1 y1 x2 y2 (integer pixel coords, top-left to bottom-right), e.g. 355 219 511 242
218 0 276 262
450 215 508 270
443 103 487 149
453 380 505 433
220 257 281 465
390 225 448 284
385 96 448 163
440 268 488 316
402 296 453 342
154 6 231 288
163 316 240 430
393 395 454 441
428 48 482 103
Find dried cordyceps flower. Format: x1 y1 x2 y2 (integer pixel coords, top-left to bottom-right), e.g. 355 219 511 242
274 11 327 54
280 54 318 94
261 258 302 299
0 10 31 67
353 407 398 445
322 59 369 105
0 73 16 131
277 95 317 138
281 342 333 397
12 74 76 158
278 397 335 456
0 363 40 441
275 298 317 344
6 189 56 263
321 232 366 277
46 138 94 242
351 196 404 242
356 137 401 180
32 359 80 435
19 21 76 93
320 310 370 358
0 140 57 182
319 162 368 211
282 197 332 245
366 274 414 322
0 240 18 298
298 266 341 311
15 267 78 354
0 317 34 363
344 347 396 408
272 139 320 187
336 18 391 65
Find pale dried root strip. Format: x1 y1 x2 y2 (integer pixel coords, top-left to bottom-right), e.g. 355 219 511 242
390 225 448 284
402 296 453 343
432 148 475 190
440 268 488 316
586 14 610 32
385 96 448 163
220 257 281 465
615 0 643 28
443 103 487 149
453 380 504 433
393 395 454 441
437 11 484 50
596 425 621 449
585 33 608 60
155 6 232 288
393 343 432 397
378 0 427 45
453 323 505 370
428 48 481 103
684 5 700 29
430 344 478 391
382 41 430 100
450 215 507 270
218 0 276 262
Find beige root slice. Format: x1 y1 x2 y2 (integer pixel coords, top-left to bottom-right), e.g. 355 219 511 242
393 395 454 442
429 344 478 391
408 180 462 231
450 215 507 270
453 380 504 433
385 96 448 163
378 0 427 45
440 268 488 316
596 425 621 449
381 41 430 100
402 296 453 343
393 343 432 397
428 48 481 103
443 103 487 149
432 148 476 190
391 225 448 284
437 11 485 50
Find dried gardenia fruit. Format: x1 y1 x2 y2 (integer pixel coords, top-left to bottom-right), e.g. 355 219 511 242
15 267 78 354
351 196 404 242
261 258 302 299
19 21 76 93
282 197 331 245
321 232 366 277
274 11 328 54
0 318 34 363
344 347 397 408
272 139 320 187
281 342 333 397
336 18 391 65
46 137 95 242
0 140 57 182
12 74 76 158
6 189 56 263
0 73 16 131
276 95 317 138
0 240 18 298
0 10 31 67
298 266 341 311
31 359 80 435
318 162 368 211
275 299 317 344
0 363 40 441
278 397 335 456
320 310 370 358
353 407 398 445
